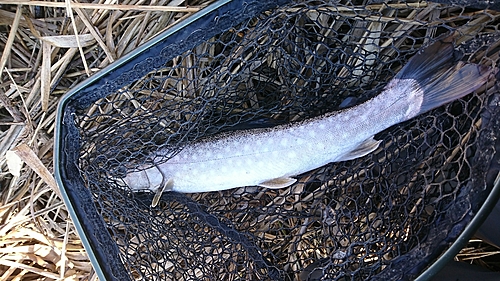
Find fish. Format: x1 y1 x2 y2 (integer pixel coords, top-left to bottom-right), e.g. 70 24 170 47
117 35 495 197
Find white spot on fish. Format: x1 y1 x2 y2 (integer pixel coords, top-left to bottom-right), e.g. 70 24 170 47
205 150 213 158
296 138 305 145
288 151 297 158
272 151 279 157
319 124 326 129
280 138 288 146
245 158 253 165
243 144 250 151
309 131 316 137
221 166 228 173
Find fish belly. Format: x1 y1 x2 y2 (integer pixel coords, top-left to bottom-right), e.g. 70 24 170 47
156 112 388 192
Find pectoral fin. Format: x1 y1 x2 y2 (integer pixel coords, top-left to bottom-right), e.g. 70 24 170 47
259 177 297 189
151 178 174 208
340 137 381 161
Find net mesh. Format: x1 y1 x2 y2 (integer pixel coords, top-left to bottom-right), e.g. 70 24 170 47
57 0 500 280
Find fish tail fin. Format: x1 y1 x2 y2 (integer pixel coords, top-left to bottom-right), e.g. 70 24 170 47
396 34 496 115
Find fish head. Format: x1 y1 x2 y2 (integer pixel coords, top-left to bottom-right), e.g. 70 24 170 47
113 168 164 192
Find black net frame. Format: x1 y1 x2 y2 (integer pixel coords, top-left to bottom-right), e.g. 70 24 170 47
54 0 500 280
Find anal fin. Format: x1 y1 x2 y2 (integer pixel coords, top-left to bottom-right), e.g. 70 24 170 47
259 177 297 189
340 137 381 161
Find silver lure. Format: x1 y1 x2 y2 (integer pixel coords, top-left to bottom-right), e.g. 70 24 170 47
119 36 495 195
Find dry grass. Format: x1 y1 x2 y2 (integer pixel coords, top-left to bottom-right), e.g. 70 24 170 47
0 0 499 280
457 240 500 271
0 1 212 280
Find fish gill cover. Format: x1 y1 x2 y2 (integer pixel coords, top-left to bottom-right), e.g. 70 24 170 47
56 0 500 280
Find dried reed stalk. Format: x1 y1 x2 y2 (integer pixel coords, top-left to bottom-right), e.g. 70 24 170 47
0 1 212 280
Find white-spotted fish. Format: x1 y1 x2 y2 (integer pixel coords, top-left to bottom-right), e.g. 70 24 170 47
119 35 496 195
